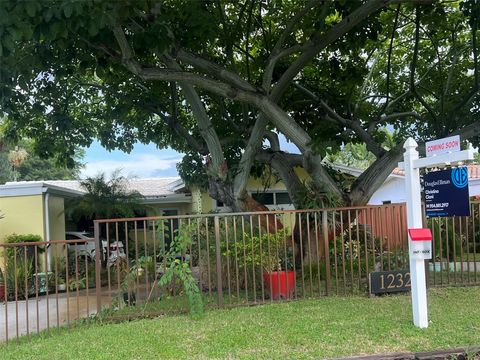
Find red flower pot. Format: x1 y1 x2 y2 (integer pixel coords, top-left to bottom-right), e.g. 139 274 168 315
0 282 5 301
263 270 296 300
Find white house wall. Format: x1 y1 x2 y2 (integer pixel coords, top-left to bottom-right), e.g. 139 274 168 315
467 179 480 198
368 177 407 205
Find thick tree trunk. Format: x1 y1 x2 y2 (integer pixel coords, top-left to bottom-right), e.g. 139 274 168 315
208 178 283 233
256 150 305 209
347 145 403 206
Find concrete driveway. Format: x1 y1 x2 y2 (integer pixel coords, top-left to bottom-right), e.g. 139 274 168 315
0 288 113 342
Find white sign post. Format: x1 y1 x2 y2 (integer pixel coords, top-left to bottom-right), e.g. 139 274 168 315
400 137 476 328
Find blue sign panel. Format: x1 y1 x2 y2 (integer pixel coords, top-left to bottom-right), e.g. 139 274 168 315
424 167 470 217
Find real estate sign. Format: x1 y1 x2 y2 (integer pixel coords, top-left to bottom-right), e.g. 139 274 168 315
424 167 470 217
425 135 460 157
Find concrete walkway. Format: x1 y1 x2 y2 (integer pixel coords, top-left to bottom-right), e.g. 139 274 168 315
0 289 113 342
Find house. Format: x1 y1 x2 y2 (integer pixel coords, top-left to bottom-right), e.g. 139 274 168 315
2 163 480 243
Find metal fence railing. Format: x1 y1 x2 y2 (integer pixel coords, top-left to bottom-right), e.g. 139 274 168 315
0 239 101 342
427 202 480 287
2 202 480 342
91 204 411 309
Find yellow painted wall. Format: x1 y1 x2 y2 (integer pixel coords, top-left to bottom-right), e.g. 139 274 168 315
248 167 310 193
147 203 191 216
48 195 65 241
201 191 214 213
194 169 311 214
0 195 44 242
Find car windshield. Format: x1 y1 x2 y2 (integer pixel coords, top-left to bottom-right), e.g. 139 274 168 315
83 232 94 238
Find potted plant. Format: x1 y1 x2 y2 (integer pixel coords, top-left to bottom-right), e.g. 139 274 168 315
57 278 67 292
53 255 67 292
263 248 296 300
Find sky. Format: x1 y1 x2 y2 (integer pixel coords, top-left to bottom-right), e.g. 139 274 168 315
81 142 183 179
81 134 300 179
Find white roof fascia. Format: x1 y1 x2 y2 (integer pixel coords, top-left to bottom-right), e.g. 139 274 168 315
0 182 83 198
142 193 192 204
44 183 84 197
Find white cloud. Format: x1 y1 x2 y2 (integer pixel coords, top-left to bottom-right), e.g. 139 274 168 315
81 153 181 179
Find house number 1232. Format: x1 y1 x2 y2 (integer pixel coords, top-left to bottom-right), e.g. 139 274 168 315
369 270 411 295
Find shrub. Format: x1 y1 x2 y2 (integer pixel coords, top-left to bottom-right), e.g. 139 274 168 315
159 222 203 317
2 233 43 300
4 258 34 300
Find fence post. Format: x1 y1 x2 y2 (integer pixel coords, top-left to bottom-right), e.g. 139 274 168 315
94 221 102 314
214 216 224 308
322 211 331 296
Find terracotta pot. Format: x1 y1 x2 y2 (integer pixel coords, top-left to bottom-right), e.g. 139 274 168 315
0 282 6 301
263 271 296 300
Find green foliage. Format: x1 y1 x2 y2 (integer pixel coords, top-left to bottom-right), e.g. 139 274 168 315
4 233 43 244
0 152 13 183
328 227 407 281
159 222 204 317
4 258 34 301
52 254 67 283
68 276 87 292
2 0 480 210
65 170 147 221
0 128 83 183
326 143 376 170
428 218 465 261
3 233 44 258
2 233 42 300
234 229 292 273
297 181 344 209
67 248 95 283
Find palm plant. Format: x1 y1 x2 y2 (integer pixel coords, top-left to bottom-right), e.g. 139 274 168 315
66 169 147 221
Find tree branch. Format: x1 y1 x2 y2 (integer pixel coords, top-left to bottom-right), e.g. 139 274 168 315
379 111 421 122
113 26 262 105
262 0 329 91
449 120 480 140
409 7 438 121
264 131 280 151
294 83 386 157
155 110 207 155
233 116 269 200
380 4 401 113
449 19 480 115
256 150 305 208
273 0 430 102
176 49 258 93
163 57 226 179
348 144 403 205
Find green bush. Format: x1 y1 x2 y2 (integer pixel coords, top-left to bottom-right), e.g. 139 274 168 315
3 233 44 259
2 233 44 300
4 233 43 244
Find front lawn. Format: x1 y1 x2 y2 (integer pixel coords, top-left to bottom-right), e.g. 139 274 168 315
2 287 480 359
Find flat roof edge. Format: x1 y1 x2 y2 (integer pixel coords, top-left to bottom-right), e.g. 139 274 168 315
0 182 84 198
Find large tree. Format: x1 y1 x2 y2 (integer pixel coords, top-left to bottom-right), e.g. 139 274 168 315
1 0 479 212
0 130 83 183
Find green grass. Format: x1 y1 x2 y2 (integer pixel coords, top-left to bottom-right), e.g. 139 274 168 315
2 287 480 359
